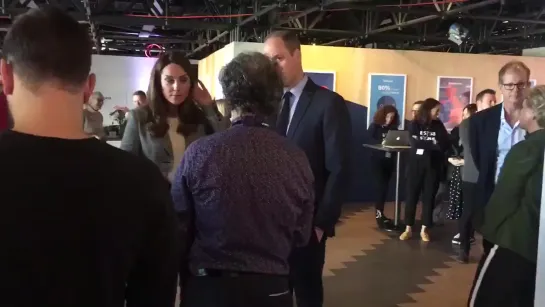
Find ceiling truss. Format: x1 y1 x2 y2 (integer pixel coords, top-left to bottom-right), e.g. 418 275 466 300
0 0 543 58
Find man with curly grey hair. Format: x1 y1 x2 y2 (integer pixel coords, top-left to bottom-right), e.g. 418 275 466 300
171 51 314 307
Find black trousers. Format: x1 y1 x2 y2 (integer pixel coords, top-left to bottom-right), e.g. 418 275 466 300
404 157 440 227
289 232 327 307
468 244 536 307
371 156 395 212
459 181 477 254
182 275 292 307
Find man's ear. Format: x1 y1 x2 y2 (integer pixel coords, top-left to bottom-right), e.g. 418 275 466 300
83 73 96 104
0 59 14 95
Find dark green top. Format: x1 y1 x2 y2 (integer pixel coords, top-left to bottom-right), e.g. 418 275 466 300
479 128 545 263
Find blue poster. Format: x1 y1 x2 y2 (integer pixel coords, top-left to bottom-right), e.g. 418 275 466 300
306 71 335 91
367 74 407 128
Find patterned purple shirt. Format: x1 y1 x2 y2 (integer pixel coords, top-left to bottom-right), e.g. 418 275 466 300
171 119 314 275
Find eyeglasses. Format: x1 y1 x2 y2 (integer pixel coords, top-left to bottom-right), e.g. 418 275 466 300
501 82 529 90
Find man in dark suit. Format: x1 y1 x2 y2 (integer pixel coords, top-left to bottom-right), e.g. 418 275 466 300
469 61 530 255
264 31 352 307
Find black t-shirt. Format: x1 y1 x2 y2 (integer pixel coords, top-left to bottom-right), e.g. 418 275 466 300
0 130 180 307
408 119 450 159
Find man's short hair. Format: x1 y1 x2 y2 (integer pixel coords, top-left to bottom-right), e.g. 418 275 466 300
498 61 530 84
265 31 301 54
476 89 496 102
2 6 92 92
132 90 146 98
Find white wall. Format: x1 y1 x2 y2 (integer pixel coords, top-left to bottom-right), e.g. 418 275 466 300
523 47 545 57
233 42 264 54
91 55 157 125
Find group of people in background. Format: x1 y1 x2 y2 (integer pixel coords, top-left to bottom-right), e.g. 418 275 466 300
0 7 351 307
368 60 542 306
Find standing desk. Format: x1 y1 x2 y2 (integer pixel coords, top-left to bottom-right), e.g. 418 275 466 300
363 144 410 232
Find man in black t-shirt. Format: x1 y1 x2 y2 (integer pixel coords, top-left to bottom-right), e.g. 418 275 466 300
0 7 180 307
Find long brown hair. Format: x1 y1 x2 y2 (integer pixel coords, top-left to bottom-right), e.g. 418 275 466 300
416 98 441 125
373 104 400 127
144 52 211 137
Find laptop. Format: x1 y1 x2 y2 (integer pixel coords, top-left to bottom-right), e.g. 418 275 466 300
383 130 411 148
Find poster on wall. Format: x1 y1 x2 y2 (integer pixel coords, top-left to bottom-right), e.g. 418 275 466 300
531 79 537 88
437 76 473 130
306 71 336 91
367 73 407 129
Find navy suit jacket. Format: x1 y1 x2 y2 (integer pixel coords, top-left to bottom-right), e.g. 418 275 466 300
468 103 502 209
278 79 352 237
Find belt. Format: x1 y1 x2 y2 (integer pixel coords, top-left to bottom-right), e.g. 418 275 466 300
193 268 275 277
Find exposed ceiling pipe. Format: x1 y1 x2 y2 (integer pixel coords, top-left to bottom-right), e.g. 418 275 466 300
468 15 545 25
322 0 500 46
187 4 279 56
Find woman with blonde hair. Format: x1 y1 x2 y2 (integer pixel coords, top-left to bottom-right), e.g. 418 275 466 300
468 85 545 307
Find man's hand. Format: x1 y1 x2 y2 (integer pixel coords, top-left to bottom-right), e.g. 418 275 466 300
315 227 324 242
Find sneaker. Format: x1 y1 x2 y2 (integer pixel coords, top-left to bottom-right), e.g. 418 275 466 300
452 233 461 245
399 230 412 240
375 210 393 230
420 230 430 242
452 235 476 245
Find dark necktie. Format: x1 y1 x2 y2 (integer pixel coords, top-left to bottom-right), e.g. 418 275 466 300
276 91 292 136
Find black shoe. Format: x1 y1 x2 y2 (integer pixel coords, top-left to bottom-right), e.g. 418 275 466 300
455 251 469 264
376 210 394 230
453 235 475 245
452 234 461 245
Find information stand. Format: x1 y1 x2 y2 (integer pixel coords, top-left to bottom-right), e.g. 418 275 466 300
363 144 410 231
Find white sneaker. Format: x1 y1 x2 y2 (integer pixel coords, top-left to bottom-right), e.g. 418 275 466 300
452 233 461 245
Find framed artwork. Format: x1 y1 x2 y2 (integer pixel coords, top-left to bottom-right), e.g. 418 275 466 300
437 76 473 130
305 71 336 91
367 73 407 129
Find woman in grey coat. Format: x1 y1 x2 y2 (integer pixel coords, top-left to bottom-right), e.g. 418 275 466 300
120 52 229 181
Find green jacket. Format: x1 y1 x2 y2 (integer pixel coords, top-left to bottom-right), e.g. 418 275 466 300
478 128 545 263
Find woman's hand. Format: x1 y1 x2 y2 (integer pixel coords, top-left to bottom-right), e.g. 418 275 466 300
192 80 213 106
448 157 464 166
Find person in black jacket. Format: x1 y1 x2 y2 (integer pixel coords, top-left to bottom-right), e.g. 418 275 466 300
368 105 401 230
401 98 450 242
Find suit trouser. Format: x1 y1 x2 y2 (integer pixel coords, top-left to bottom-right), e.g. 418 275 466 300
459 181 477 254
182 274 292 307
371 156 395 212
468 244 535 307
289 231 327 307
404 157 440 227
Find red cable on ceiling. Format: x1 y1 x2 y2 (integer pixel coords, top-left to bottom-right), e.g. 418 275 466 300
125 0 468 19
